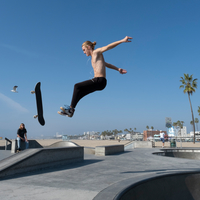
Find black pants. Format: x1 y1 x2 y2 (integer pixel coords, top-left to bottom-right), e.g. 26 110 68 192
71 77 107 108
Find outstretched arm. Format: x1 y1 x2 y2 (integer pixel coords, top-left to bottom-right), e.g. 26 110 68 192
97 36 132 53
105 62 127 74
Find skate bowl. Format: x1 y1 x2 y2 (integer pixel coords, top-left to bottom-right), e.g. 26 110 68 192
153 148 200 160
93 171 200 200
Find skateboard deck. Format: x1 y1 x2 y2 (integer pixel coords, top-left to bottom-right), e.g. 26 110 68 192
31 82 45 126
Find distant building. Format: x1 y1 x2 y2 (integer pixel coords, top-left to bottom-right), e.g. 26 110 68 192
62 135 68 141
181 126 187 137
55 132 62 138
84 131 100 140
132 133 143 141
190 131 200 136
167 126 187 137
168 126 175 137
126 133 131 140
143 130 167 141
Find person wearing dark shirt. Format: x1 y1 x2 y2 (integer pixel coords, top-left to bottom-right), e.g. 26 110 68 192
17 123 29 151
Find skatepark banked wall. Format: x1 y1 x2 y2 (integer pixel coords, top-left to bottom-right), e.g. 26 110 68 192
93 171 200 200
0 146 83 178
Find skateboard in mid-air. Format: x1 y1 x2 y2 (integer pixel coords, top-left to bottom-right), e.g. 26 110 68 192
31 82 45 126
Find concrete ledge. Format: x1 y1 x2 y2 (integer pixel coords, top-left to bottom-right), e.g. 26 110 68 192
93 171 200 200
11 140 43 153
95 145 124 156
84 147 95 154
0 146 83 178
134 141 153 148
0 144 11 150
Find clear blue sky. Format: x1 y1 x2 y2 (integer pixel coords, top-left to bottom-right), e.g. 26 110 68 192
0 0 200 139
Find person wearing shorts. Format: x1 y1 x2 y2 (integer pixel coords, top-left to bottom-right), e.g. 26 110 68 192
160 130 165 148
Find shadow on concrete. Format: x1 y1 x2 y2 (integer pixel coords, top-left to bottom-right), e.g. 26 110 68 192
104 151 133 156
0 158 103 181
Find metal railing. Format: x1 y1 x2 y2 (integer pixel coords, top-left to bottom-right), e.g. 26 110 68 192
5 137 12 150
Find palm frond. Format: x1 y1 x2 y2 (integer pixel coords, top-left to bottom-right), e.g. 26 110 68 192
180 73 197 95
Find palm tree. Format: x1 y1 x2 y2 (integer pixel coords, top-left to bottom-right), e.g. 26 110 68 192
173 120 184 129
190 120 194 129
198 106 200 116
124 128 129 133
180 74 197 143
146 125 149 130
195 118 199 132
173 121 180 136
112 129 122 136
177 120 182 128
151 126 154 138
180 121 184 128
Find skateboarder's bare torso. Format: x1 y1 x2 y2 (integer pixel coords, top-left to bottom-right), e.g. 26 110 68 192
91 50 106 78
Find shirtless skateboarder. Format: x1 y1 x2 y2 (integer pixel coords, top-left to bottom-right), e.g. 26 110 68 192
58 36 132 117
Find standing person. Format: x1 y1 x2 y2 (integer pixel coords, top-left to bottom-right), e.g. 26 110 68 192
160 130 165 148
17 123 29 151
58 36 132 117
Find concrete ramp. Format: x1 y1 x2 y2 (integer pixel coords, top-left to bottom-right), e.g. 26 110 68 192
48 141 79 148
0 146 83 178
93 171 200 200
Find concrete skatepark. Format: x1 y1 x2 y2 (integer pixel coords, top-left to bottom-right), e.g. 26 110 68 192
0 139 200 200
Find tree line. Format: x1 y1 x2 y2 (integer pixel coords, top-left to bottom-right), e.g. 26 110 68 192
101 128 137 137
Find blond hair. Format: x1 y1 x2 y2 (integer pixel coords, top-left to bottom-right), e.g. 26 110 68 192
19 123 25 129
82 41 96 50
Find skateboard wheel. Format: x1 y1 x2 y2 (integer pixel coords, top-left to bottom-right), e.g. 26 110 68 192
33 115 38 119
58 111 67 116
31 91 35 94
